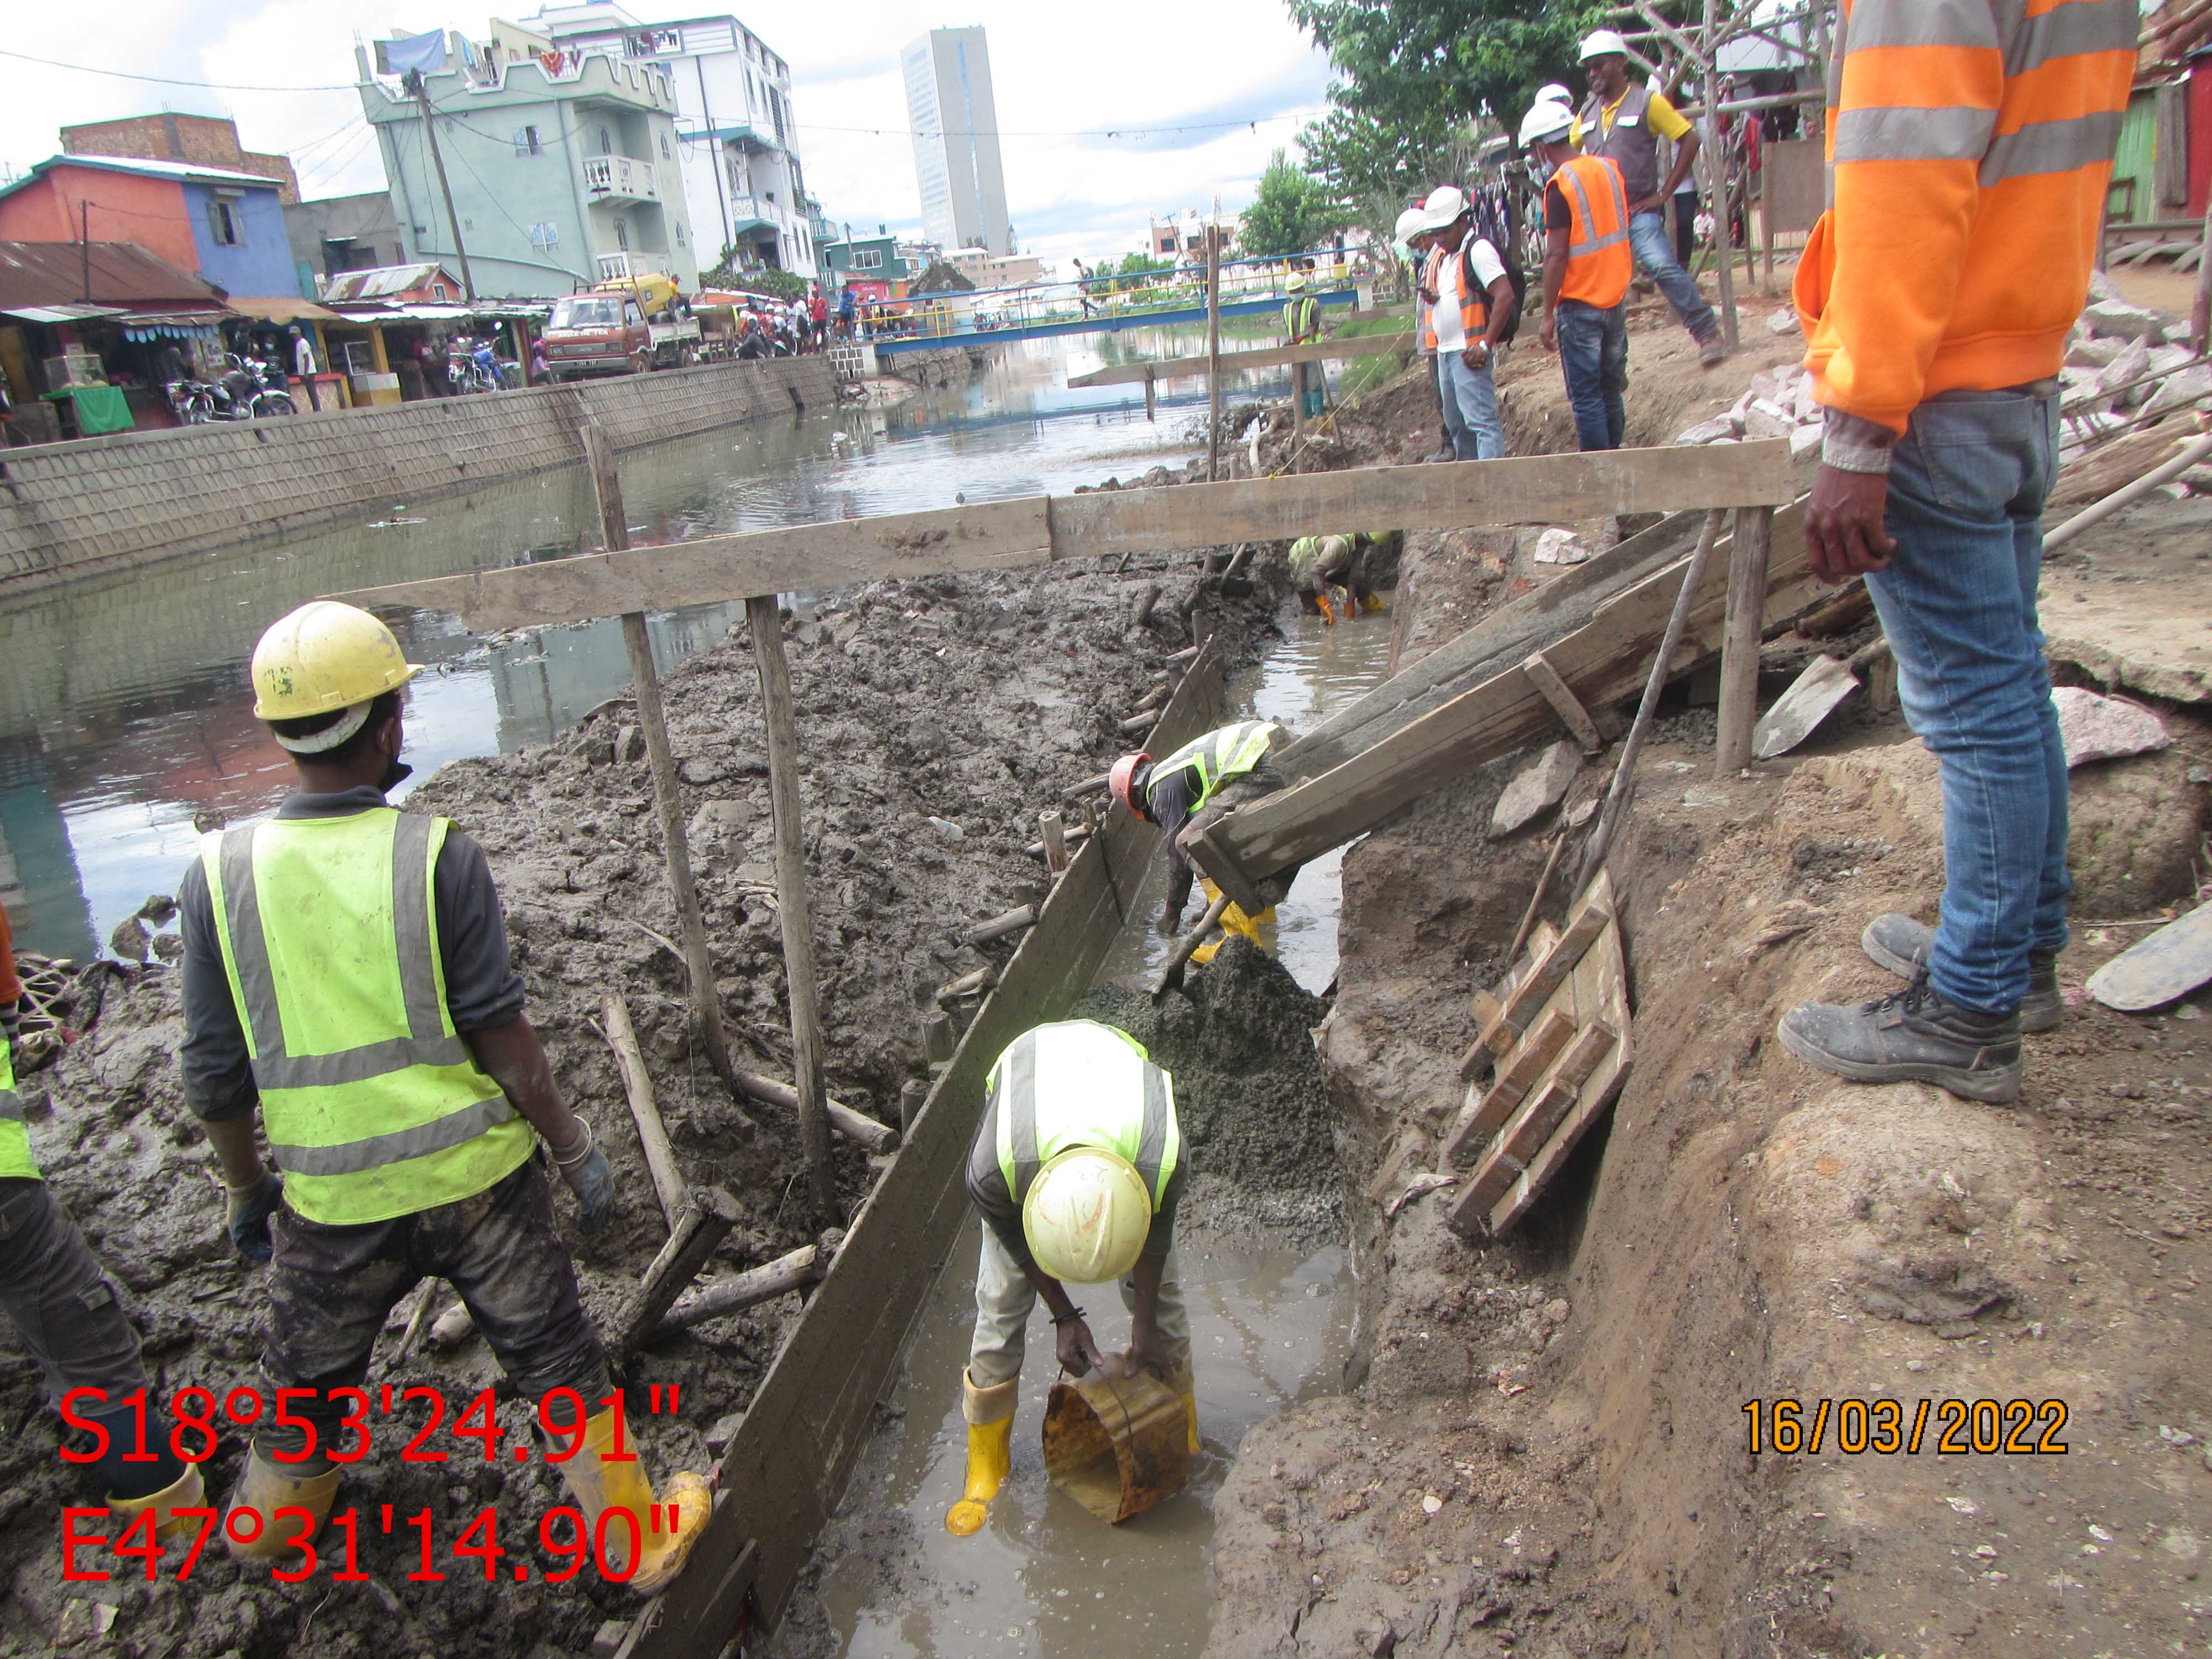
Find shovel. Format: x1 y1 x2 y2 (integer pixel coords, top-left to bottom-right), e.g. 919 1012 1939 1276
1151 890 1233 1001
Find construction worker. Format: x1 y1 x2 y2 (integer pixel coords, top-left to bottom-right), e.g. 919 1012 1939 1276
946 1020 1192 1536
1573 29 1726 367
1399 205 1454 464
1282 274 1325 419
1110 719 1295 944
1416 184 1515 461
1777 0 2133 1104
176 601 709 1589
0 909 205 1550
1287 534 1360 623
1522 100 1635 452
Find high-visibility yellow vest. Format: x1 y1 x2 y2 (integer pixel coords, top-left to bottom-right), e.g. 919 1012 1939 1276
200 810 533 1225
0 1037 36 1181
1147 721 1282 816
992 1021 1178 1208
1283 295 1316 339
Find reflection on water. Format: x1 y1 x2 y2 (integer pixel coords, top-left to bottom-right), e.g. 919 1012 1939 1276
0 326 1322 959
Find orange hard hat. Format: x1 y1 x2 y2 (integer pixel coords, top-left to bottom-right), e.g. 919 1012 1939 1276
1110 752 1153 820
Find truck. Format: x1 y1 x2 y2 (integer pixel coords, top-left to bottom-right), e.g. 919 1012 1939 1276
539 291 702 380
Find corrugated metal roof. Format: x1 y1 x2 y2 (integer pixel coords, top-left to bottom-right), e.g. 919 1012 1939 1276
320 263 465 301
0 241 228 310
0 302 128 324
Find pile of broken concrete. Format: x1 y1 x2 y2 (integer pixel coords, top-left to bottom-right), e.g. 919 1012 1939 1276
1673 307 1828 460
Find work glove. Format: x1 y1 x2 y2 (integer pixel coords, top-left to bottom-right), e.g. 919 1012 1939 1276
550 1120 616 1234
226 1172 284 1264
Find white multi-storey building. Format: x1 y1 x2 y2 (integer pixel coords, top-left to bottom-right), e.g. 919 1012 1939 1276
491 6 817 276
901 27 1011 257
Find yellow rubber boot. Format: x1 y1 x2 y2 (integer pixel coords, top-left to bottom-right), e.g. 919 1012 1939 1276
1166 1360 1200 1455
946 1369 1015 1536
108 1461 206 1543
555 1404 711 1594
222 1448 341 1561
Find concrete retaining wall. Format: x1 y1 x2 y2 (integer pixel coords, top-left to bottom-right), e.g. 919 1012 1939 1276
0 356 834 594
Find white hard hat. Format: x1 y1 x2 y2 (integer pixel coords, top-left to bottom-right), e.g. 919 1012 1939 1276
1519 101 1577 149
1417 184 1468 232
1392 206 1428 249
1579 28 1630 61
1022 1147 1153 1285
1536 82 1574 106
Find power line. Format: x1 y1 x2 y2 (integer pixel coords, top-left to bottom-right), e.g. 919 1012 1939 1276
0 46 358 93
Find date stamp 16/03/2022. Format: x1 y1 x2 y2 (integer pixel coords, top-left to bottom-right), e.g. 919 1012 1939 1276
1742 1397 2072 1458
57 1383 693 1585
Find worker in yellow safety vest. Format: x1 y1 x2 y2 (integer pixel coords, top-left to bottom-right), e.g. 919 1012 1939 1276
1282 274 1326 419
177 601 709 1590
0 909 205 1552
946 1020 1193 1536
1522 98 1636 451
1110 719 1299 947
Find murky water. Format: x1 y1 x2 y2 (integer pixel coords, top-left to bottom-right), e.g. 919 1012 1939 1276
0 327 1312 962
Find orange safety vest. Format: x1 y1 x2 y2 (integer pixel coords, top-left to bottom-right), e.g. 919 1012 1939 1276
1420 243 1489 351
1550 155 1633 310
1795 0 2133 435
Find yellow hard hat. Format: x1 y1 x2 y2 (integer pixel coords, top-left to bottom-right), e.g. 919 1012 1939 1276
251 601 420 723
1021 1147 1153 1285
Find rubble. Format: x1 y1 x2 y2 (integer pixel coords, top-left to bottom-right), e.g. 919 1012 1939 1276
2052 686 2172 766
1489 742 1580 838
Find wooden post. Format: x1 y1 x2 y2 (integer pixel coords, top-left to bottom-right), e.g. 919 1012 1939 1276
1714 505 1773 774
656 1242 830 1337
1292 360 1306 453
1760 152 1776 295
1206 226 1223 481
1039 810 1070 875
1698 2 1740 353
744 593 838 1222
582 420 741 1100
603 992 688 1233
615 1187 742 1360
2192 195 2212 353
1144 369 1156 424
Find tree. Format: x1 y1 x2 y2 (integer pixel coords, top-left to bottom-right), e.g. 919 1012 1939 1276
1239 149 1345 259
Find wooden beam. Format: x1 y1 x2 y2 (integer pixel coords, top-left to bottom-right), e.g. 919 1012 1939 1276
1715 504 1774 774
655 1243 831 1337
1472 887 1614 1063
603 991 688 1232
1067 332 1416 388
1440 1005 1577 1166
334 445 1794 635
1466 1021 1620 1210
627 651 1228 1655
1190 499 1820 890
747 594 837 1222
614 1187 742 1360
1520 650 1604 754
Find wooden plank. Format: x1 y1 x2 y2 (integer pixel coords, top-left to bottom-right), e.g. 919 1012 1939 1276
1463 1021 1619 1211
1473 885 1612 1061
1193 502 1823 887
614 1187 742 1360
337 446 1794 635
1456 922 1559 1078
630 650 1228 1655
1715 505 1774 774
1488 918 1634 1235
1066 332 1416 388
1521 650 1604 754
1439 1005 1576 1166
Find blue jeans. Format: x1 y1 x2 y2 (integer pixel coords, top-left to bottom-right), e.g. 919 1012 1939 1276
1863 388 2069 1015
1629 208 1718 342
1555 301 1627 451
1436 351 1504 460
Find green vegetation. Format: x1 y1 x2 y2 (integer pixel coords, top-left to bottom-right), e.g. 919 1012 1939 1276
1331 313 1421 399
1240 150 1347 258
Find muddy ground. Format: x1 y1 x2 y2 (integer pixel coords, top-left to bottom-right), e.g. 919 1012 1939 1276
0 517 1295 1657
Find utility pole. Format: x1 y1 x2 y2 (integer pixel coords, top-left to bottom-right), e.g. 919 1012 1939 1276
404 69 477 302
79 199 94 304
1205 223 1222 481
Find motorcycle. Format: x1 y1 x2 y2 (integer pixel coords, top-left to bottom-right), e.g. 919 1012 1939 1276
166 379 215 425
216 354 294 419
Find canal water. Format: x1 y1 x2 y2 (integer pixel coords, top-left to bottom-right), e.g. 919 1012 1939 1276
0 325 1313 963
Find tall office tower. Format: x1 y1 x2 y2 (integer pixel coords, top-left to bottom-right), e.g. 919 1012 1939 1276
902 28 1012 255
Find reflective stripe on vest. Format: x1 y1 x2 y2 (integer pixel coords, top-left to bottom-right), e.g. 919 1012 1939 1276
1147 720 1281 814
0 1038 35 1181
992 1021 1178 1210
1555 156 1635 308
1283 295 1316 338
1579 81 1660 200
1420 245 1489 352
201 810 531 1225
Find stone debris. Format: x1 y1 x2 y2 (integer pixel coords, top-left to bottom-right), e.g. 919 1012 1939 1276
1766 306 1803 336
1527 526 1590 566
2081 298 2167 342
1490 740 1581 838
1674 415 1739 445
2051 686 2171 766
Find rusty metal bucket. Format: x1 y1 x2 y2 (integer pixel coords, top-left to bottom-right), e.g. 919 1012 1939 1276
1041 1366 1190 1524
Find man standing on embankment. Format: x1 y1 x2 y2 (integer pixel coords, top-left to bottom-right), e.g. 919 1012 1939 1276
1416 186 1515 462
1522 100 1636 452
1776 0 2134 1103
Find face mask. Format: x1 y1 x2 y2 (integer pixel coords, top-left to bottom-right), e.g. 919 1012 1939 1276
380 755 414 794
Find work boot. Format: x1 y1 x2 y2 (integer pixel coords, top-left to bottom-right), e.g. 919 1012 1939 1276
1861 914 2064 1033
1777 975 2023 1104
1697 333 1728 368
555 1404 711 1593
1425 445 1456 464
1165 1359 1200 1456
946 1369 1016 1536
222 1447 341 1561
108 1461 206 1544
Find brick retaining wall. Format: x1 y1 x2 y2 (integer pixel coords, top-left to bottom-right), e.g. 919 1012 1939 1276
0 356 834 593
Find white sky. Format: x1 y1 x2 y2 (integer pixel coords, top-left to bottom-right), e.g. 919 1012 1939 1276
0 1 1333 270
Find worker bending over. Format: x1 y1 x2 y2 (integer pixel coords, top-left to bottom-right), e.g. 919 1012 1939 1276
1287 532 1396 622
1 909 203 1550
947 1020 1192 1536
1112 719 1296 943
1522 99 1636 452
178 602 709 1590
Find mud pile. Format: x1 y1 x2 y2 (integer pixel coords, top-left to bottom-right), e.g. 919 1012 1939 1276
0 549 1287 1658
1081 938 1340 1245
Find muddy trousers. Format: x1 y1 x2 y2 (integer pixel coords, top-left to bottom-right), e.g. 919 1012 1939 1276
966 1223 1191 1395
1167 767 1301 923
257 1161 610 1465
0 1177 182 1498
